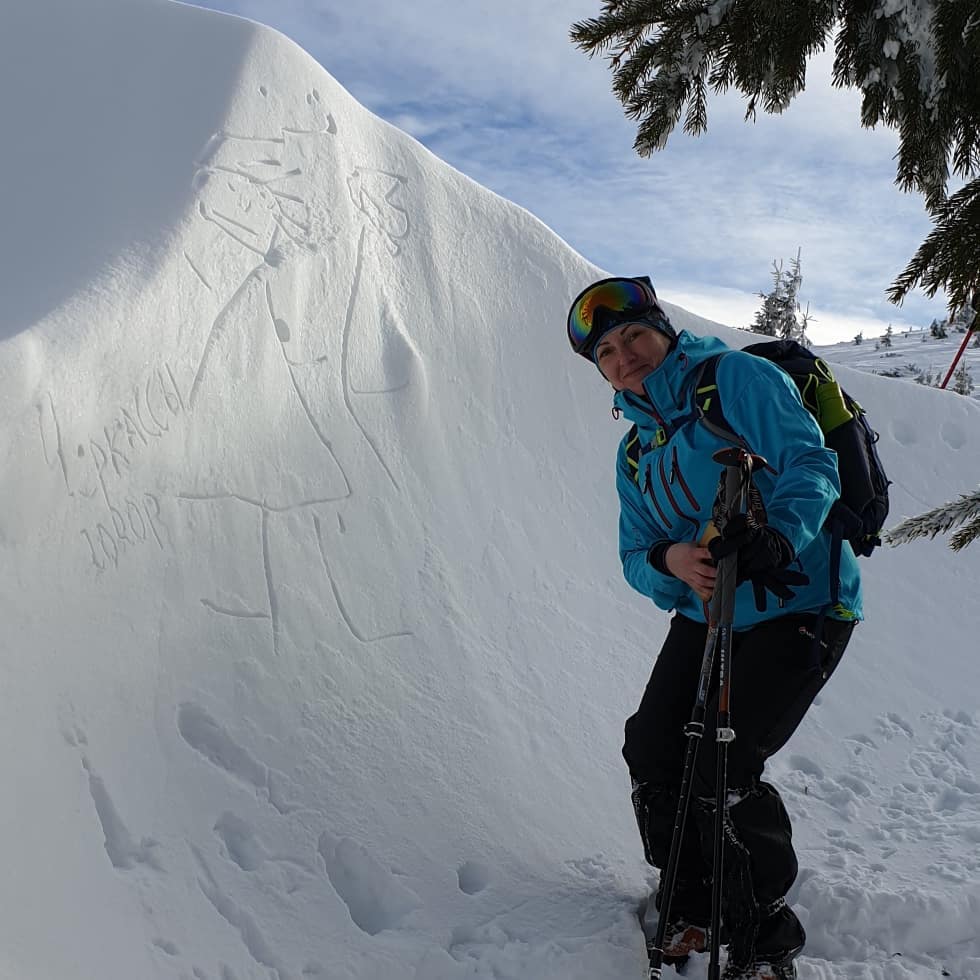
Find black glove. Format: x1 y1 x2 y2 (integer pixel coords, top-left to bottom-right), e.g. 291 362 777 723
708 513 810 611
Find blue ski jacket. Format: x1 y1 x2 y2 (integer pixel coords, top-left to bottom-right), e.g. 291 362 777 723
615 330 863 629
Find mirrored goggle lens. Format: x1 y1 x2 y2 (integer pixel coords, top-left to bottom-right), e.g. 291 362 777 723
568 279 653 352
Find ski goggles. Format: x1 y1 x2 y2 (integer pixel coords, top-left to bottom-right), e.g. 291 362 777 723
567 276 669 359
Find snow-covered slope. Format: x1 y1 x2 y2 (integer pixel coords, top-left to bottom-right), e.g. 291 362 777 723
2 2 979 979
814 326 980 402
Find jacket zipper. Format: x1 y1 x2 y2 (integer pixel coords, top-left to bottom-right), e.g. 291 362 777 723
671 446 701 512
659 454 700 531
643 463 674 529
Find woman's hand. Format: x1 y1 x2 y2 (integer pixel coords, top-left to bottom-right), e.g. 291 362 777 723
665 543 717 602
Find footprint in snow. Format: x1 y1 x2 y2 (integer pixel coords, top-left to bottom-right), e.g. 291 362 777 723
176 701 301 814
875 712 915 739
213 812 265 872
317 831 421 935
457 860 491 895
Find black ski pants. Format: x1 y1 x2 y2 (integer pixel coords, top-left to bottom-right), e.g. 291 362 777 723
624 611 853 948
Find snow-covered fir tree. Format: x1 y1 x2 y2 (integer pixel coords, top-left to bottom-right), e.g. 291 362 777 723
749 250 809 344
853 332 863 345
930 304 978 338
949 305 976 332
881 324 893 348
952 362 975 396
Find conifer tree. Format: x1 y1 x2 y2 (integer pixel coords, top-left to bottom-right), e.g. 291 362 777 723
853 332 863 346
881 324 893 348
952 362 975 396
570 2 980 316
749 250 809 343
949 306 975 332
750 261 782 337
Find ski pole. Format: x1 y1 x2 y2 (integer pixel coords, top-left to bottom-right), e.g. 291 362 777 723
646 448 761 979
939 292 978 389
645 622 720 979
707 447 764 980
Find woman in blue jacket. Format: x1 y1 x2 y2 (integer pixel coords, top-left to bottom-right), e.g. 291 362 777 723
567 276 859 980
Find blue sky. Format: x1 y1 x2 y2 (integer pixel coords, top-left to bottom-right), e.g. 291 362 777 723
183 0 951 344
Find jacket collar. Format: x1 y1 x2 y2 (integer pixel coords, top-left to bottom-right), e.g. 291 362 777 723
613 331 730 441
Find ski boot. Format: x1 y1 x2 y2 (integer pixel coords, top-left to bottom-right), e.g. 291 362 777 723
659 917 708 968
721 900 803 980
720 959 797 980
639 891 710 971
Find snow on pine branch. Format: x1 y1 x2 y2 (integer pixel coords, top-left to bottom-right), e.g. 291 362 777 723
886 485 980 550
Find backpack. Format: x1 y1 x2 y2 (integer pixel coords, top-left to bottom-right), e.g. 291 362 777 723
625 339 890 574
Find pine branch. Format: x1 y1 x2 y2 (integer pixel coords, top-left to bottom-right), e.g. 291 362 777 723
886 487 980 547
571 0 980 321
951 516 980 552
571 1 831 153
888 177 980 313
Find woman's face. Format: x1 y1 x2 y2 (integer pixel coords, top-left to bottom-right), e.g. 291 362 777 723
594 322 672 395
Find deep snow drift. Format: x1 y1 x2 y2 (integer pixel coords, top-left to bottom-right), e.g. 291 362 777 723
1 2 979 979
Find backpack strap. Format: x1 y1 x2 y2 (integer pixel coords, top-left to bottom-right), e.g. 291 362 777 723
826 516 844 608
625 424 642 484
692 353 745 446
693 355 721 415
